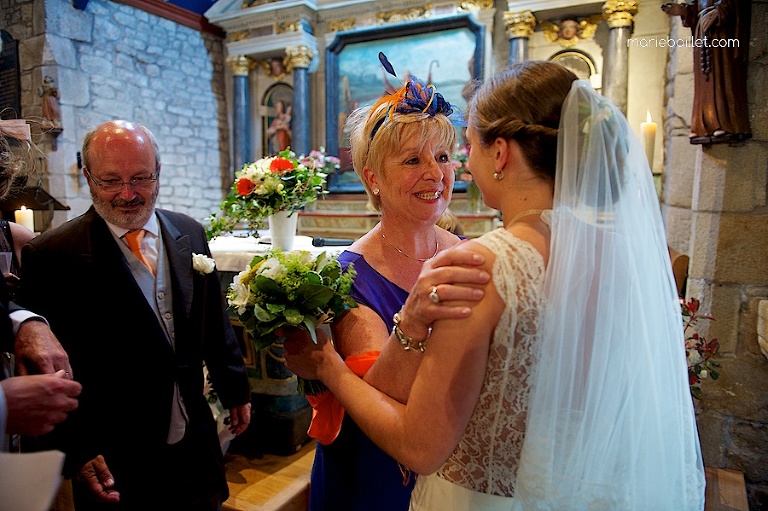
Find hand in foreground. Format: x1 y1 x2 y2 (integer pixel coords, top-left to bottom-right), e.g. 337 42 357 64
1 369 82 436
400 242 490 339
227 402 251 435
282 326 338 382
76 455 120 504
15 319 72 376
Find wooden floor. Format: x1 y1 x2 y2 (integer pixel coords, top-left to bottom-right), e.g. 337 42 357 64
222 449 748 511
223 441 315 511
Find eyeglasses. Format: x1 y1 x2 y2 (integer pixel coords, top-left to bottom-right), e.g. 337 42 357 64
85 169 158 193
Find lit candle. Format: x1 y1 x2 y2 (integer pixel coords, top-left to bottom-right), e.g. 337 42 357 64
640 110 657 169
14 205 34 232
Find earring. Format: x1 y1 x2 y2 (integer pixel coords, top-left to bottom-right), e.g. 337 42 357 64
493 170 504 181
372 188 380 195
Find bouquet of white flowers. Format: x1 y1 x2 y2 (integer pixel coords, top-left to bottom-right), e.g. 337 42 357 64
228 249 357 395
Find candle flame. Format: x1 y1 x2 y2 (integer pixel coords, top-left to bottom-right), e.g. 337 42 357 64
646 110 653 123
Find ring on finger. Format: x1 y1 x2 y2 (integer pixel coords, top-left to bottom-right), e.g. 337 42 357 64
429 286 441 304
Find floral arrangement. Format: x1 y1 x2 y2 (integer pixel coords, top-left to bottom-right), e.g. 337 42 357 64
452 144 472 183
227 249 357 395
301 146 340 178
206 148 328 240
681 297 720 401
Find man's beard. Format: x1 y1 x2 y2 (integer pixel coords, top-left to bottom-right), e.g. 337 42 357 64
91 186 158 230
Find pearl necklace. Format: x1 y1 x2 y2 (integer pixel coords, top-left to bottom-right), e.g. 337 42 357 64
380 228 439 262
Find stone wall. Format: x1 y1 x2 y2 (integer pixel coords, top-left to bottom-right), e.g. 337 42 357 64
0 0 230 227
663 2 768 508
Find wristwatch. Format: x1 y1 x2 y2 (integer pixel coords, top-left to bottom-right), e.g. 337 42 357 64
392 310 430 352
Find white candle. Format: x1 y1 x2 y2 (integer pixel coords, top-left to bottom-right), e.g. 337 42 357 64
14 205 35 232
640 110 657 169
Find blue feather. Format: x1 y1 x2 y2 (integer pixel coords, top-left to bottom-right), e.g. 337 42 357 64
379 52 397 77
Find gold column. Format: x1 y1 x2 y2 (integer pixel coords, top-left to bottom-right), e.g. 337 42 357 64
284 45 316 156
503 10 536 65
226 55 255 76
226 55 256 172
601 0 638 113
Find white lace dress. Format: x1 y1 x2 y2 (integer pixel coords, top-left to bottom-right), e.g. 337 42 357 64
409 224 547 511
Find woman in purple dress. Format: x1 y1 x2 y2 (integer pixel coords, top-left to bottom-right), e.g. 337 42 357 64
300 60 487 510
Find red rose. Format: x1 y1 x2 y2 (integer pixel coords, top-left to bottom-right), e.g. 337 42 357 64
270 157 294 173
236 177 256 196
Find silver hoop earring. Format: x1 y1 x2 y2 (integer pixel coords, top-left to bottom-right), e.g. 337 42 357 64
372 188 380 195
493 170 504 181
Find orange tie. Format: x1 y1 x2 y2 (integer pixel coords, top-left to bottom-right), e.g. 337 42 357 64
124 229 155 275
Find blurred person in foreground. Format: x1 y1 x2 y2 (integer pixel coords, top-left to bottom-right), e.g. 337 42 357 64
18 120 252 510
283 54 489 511
285 61 705 510
0 119 80 448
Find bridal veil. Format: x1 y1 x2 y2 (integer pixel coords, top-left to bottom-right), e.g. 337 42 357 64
515 80 706 510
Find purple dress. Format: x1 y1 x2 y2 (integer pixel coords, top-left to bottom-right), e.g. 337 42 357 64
309 250 414 511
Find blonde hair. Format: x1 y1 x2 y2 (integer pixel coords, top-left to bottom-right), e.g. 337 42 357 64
0 119 45 201
436 208 464 235
346 103 457 211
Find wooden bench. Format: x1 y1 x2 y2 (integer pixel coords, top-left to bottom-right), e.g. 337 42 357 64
705 467 749 511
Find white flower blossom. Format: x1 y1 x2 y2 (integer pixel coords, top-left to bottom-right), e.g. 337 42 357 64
192 253 216 274
228 270 252 314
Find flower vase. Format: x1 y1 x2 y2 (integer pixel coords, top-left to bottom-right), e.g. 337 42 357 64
269 210 298 251
467 180 483 214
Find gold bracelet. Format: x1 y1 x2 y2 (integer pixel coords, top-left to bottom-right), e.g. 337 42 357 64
392 311 430 352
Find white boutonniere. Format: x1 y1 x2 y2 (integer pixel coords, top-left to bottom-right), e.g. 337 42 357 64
192 253 216 275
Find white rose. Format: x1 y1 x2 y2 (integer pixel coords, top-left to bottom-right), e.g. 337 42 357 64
259 257 284 280
192 253 216 274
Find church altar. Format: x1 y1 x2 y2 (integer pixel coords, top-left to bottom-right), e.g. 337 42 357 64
209 232 351 273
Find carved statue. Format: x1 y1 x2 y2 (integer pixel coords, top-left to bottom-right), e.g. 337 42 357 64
267 100 292 154
38 76 62 130
662 0 752 144
259 57 288 81
541 16 602 47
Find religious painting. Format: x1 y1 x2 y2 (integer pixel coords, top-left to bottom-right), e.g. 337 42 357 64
326 14 484 193
261 83 293 157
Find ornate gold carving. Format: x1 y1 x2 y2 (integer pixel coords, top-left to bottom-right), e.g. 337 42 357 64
226 55 255 76
242 0 277 8
285 45 315 69
328 18 356 32
540 15 603 47
602 0 638 28
457 0 493 13
228 30 250 43
276 21 300 34
258 56 289 80
376 5 432 24
503 10 536 39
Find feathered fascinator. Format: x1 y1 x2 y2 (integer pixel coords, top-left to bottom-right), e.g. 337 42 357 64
368 52 459 139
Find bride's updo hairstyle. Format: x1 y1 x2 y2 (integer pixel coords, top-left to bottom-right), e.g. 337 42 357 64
467 61 577 181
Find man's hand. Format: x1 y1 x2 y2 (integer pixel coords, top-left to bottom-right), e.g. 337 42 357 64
15 319 71 376
76 455 121 504
1 370 81 435
227 402 251 436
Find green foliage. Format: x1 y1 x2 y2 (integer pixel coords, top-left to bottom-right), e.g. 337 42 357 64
227 249 357 395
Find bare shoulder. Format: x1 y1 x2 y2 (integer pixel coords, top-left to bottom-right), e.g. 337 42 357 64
450 237 497 272
10 221 35 245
